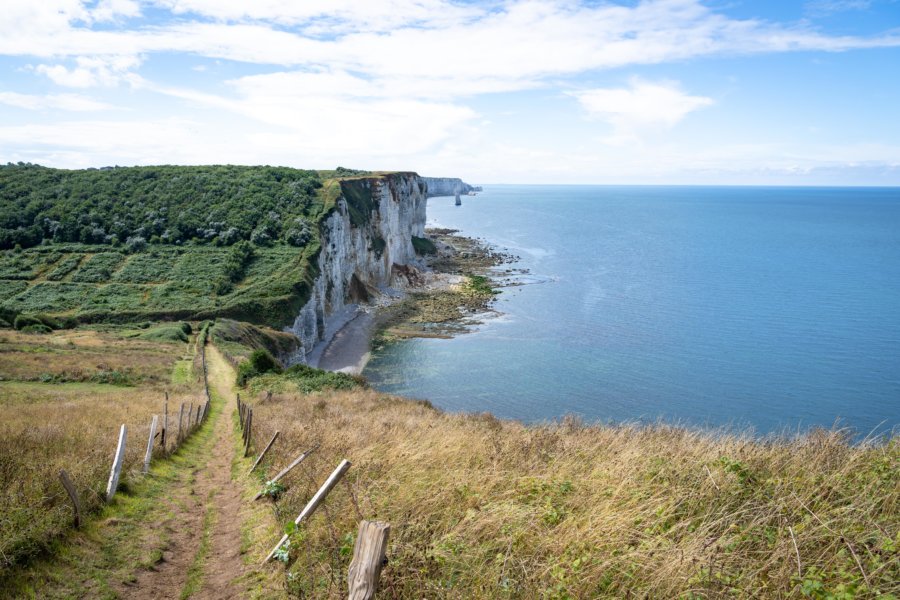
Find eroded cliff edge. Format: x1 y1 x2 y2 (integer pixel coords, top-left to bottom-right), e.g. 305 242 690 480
287 173 473 363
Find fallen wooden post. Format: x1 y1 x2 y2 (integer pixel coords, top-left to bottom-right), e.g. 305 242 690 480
248 431 280 474
143 415 159 474
253 445 319 501
105 424 127 502
348 521 391 600
263 459 352 563
58 469 83 528
243 408 253 457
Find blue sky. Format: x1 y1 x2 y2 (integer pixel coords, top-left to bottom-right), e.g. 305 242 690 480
1 0 899 184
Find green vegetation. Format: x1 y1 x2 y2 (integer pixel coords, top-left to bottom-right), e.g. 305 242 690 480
0 163 322 249
339 178 379 227
0 165 413 328
0 327 203 578
0 243 319 327
411 235 437 255
210 318 300 366
246 364 362 395
245 388 899 599
465 273 500 296
136 322 192 343
236 349 283 386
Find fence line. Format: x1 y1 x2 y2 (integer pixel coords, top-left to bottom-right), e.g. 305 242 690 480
62 321 215 531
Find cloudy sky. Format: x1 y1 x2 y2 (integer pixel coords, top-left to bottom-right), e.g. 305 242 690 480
1 0 899 184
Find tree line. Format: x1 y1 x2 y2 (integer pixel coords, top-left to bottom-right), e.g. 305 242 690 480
0 163 323 250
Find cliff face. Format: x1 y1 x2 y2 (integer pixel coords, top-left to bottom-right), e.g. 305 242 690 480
422 177 477 197
288 173 431 361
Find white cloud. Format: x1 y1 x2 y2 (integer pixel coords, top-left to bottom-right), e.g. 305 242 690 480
0 91 113 111
91 0 142 22
151 0 483 33
35 55 143 88
571 79 713 142
2 1 899 89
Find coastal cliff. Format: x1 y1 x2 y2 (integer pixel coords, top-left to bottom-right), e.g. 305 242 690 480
288 173 473 362
422 177 480 197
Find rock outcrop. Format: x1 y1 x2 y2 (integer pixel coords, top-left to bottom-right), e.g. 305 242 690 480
288 173 475 363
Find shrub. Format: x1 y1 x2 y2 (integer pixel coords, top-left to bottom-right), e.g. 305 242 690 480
236 349 282 386
13 314 43 330
0 318 10 328
125 236 147 253
412 236 437 255
20 323 52 334
178 321 192 335
137 324 189 343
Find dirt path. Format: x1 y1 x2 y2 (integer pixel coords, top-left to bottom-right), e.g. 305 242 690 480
117 346 249 599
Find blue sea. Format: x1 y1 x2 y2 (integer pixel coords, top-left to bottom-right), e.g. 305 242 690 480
363 186 900 437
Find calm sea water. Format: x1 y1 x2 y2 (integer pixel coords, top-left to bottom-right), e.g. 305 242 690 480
364 186 900 436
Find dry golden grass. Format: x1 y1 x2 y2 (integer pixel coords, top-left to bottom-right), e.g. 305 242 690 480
0 328 177 384
246 388 898 599
0 328 204 576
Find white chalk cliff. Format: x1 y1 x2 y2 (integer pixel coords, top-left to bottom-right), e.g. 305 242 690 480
287 173 472 363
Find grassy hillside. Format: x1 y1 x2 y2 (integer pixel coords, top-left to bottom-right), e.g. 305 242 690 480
0 326 205 576
0 165 416 328
0 242 318 326
242 387 898 599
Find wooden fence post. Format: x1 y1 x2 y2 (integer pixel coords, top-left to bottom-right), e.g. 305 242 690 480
263 459 352 563
187 403 194 432
106 424 127 502
243 408 253 457
348 521 390 600
143 415 159 474
248 431 279 475
252 445 319 501
177 402 185 442
58 469 83 529
162 394 168 451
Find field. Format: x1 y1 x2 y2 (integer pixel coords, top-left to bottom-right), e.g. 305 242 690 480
240 387 899 599
0 243 317 326
0 327 204 577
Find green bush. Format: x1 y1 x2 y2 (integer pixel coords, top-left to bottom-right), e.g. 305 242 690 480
178 321 192 335
236 349 282 386
0 318 10 328
411 236 437 255
20 323 52 334
282 363 362 392
137 324 189 343
13 314 43 330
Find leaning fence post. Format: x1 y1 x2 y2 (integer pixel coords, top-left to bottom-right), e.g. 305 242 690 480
249 431 279 475
58 469 83 529
243 408 253 457
106 424 127 502
348 520 391 600
264 459 352 563
143 415 159 474
252 445 319 501
187 403 194 432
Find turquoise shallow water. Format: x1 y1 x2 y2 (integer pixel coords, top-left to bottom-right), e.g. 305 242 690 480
364 186 900 436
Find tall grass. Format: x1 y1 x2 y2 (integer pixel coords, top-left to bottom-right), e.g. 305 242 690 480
0 328 204 577
246 389 898 598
